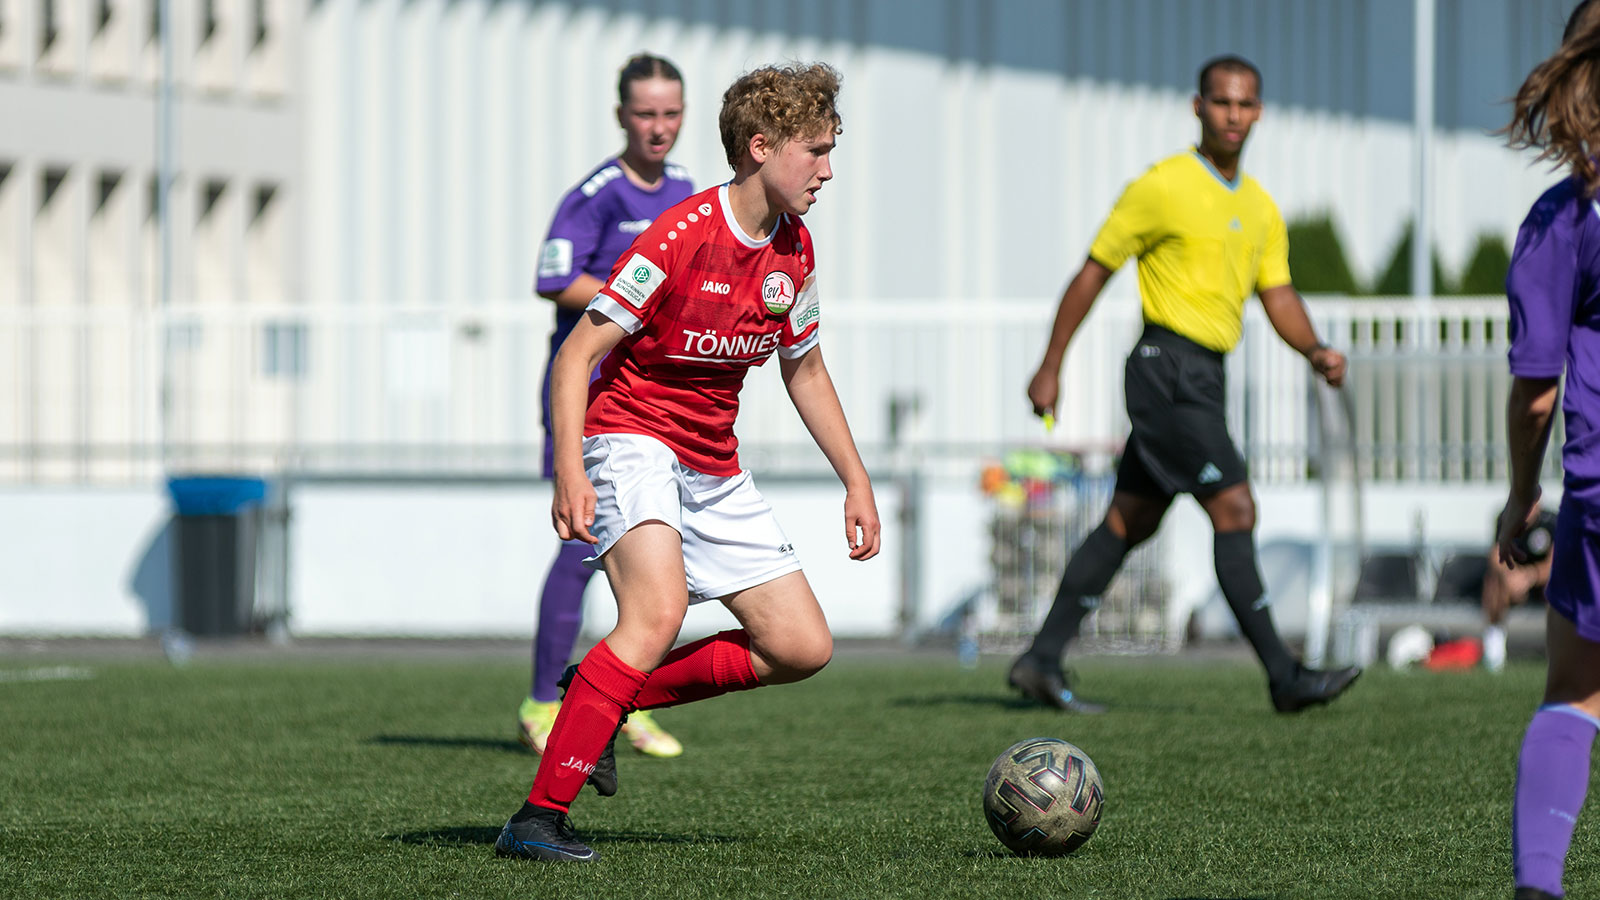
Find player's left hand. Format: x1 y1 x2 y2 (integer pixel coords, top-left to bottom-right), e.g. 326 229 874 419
844 487 881 561
1496 492 1542 568
1310 345 1347 388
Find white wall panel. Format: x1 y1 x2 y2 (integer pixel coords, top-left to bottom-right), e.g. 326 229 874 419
298 0 1569 329
0 487 166 635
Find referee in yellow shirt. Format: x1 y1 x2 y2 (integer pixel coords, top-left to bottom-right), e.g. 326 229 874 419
1013 55 1361 715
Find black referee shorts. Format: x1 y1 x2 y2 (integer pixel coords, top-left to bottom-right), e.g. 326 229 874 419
1115 324 1248 499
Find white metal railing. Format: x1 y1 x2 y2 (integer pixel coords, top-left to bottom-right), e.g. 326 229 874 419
0 296 1548 485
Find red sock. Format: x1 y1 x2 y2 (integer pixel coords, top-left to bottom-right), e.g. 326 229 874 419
632 629 762 710
526 641 647 812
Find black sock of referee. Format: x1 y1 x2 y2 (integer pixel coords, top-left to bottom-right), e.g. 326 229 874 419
1025 523 1128 664
1214 530 1298 684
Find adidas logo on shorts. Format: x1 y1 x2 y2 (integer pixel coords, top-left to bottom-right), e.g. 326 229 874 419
1197 462 1222 484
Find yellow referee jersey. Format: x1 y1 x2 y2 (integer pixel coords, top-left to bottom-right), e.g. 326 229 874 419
1088 148 1291 353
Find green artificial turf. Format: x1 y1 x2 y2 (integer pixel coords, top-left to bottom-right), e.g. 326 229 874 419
0 651 1585 899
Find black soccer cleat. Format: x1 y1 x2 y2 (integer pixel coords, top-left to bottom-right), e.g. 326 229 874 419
1007 655 1108 714
1270 664 1362 713
494 807 597 863
1512 888 1559 900
556 664 623 797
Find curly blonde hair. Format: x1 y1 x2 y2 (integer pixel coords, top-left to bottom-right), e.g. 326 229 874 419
718 63 843 171
1505 0 1600 193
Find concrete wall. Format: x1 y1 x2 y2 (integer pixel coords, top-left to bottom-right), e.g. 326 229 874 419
284 479 911 639
0 474 1529 641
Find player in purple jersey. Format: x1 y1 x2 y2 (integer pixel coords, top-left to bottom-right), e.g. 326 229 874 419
520 54 696 761
1499 3 1600 897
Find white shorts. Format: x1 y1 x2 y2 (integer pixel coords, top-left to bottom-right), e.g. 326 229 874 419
582 433 802 602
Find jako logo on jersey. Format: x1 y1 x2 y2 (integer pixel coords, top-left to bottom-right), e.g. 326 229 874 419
700 280 731 295
762 272 796 315
699 203 713 216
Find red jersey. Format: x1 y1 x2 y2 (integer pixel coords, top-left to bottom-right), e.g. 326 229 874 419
584 184 822 475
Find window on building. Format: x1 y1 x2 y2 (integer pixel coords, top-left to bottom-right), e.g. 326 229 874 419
262 322 307 378
252 184 275 222
96 171 122 214
168 322 202 352
39 0 58 57
198 0 216 46
251 0 267 48
198 179 226 222
40 167 67 211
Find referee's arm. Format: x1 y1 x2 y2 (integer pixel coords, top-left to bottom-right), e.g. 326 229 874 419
1258 283 1346 388
1028 258 1116 417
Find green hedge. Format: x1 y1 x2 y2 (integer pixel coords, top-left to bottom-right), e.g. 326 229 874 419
1284 215 1513 297
1373 220 1450 295
1456 233 1512 295
1286 216 1360 294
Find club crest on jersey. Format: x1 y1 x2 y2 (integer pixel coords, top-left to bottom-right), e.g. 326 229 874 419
762 272 796 316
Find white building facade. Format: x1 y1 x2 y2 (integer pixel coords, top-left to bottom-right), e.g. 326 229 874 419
0 0 1575 639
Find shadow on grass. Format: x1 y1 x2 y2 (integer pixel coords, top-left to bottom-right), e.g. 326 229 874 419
367 734 527 753
888 693 1198 714
888 693 1059 711
392 826 740 849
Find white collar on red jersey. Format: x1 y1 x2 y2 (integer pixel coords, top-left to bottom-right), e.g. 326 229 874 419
718 184 782 250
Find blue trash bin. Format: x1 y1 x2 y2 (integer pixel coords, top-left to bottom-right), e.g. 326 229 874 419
167 476 268 636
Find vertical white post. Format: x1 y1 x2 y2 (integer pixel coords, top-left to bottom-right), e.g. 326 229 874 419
1413 0 1435 310
157 0 176 469
1411 0 1436 482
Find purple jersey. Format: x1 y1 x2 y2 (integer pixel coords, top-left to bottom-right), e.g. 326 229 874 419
535 158 694 465
536 159 695 353
1507 176 1600 506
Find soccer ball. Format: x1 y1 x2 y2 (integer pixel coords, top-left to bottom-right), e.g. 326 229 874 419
982 737 1104 856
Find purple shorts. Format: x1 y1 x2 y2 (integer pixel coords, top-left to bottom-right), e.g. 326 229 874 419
1546 496 1600 642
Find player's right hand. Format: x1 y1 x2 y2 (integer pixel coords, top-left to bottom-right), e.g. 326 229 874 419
552 471 599 544
1027 367 1060 421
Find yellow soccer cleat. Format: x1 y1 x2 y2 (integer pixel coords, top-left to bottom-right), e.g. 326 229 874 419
619 709 683 758
516 697 560 755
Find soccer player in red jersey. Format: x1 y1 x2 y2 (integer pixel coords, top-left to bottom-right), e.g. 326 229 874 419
494 62 880 863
